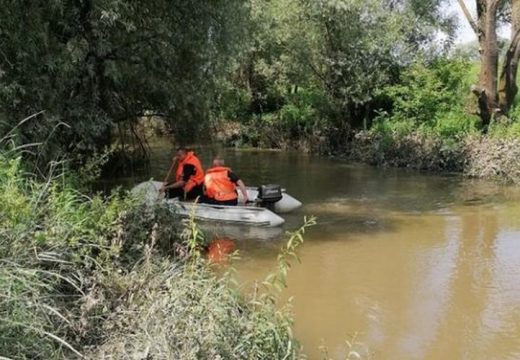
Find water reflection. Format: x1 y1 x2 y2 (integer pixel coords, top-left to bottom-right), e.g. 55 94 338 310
207 237 235 264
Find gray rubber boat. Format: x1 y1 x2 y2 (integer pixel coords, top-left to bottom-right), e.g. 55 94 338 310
131 181 302 227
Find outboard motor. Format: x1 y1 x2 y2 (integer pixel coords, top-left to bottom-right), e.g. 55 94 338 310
257 184 283 211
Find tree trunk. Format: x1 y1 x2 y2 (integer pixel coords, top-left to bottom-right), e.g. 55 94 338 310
476 0 499 129
498 0 520 113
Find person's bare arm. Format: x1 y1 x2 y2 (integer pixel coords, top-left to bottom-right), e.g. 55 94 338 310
160 164 193 192
237 179 248 203
165 180 185 189
159 180 185 193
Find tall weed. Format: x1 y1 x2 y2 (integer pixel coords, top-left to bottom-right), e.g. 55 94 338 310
88 217 317 360
1 146 316 359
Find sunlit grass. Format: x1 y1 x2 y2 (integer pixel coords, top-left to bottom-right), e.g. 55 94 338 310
0 142 317 359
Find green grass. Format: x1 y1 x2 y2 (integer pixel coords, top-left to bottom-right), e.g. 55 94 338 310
0 147 314 359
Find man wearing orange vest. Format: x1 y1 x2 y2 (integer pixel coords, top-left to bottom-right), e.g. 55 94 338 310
161 147 204 200
203 157 248 206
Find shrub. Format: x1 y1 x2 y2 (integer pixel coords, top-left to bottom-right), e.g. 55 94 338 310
487 119 520 139
464 136 520 183
0 151 186 358
430 110 480 138
88 217 316 360
278 103 319 137
378 59 473 132
215 81 252 122
1 146 313 359
0 154 127 358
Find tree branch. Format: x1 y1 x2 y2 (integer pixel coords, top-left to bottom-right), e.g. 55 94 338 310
457 0 479 36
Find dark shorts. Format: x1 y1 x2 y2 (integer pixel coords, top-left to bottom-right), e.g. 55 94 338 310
166 184 203 201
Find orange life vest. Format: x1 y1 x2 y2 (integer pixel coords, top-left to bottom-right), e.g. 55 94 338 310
204 166 237 201
175 151 204 193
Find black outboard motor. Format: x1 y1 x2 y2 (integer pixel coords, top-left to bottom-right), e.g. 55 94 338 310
257 184 283 211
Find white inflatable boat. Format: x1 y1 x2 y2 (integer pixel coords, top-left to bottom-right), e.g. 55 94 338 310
131 181 302 227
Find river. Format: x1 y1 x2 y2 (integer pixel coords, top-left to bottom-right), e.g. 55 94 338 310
101 139 520 359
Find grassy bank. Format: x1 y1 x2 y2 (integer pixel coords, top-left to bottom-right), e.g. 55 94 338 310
0 150 311 359
349 129 520 183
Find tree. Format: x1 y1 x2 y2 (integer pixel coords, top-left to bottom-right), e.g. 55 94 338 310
297 0 454 128
457 0 519 128
498 0 520 112
0 0 248 166
236 0 455 136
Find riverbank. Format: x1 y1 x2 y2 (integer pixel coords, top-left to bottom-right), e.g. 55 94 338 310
0 152 305 359
350 130 520 183
216 120 520 184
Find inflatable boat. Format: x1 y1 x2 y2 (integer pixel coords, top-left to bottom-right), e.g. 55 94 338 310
131 181 302 227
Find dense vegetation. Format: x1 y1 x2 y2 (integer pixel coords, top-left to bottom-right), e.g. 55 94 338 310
2 0 520 181
0 0 247 167
0 145 317 358
214 0 520 182
2 0 520 357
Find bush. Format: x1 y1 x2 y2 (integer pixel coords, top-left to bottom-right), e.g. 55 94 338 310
430 110 479 138
215 81 252 122
378 59 474 132
218 86 333 152
487 119 520 139
1 147 311 359
0 154 129 358
464 136 520 183
87 259 299 359
87 216 315 360
0 150 189 358
278 103 319 137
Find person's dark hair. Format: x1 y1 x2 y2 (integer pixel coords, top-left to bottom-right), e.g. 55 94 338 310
176 147 188 154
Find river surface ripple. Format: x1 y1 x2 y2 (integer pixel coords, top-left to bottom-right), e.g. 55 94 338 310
102 143 520 360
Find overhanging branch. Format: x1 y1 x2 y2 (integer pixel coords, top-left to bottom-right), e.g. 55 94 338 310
457 0 479 36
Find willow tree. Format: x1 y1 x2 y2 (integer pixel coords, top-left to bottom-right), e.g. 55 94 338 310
292 0 454 130
0 0 247 166
239 0 454 135
457 0 520 128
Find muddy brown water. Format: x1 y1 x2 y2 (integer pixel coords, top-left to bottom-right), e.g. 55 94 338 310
102 140 520 359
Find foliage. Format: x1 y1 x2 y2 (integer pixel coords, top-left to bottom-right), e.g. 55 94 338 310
0 143 189 358
346 56 520 180
428 110 480 138
220 0 456 137
487 119 520 139
0 0 248 167
0 143 314 358
89 216 316 360
379 59 474 128
0 152 130 358
89 260 300 359
214 82 252 122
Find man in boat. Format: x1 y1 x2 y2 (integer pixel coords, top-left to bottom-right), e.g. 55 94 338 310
160 147 204 200
202 156 248 206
